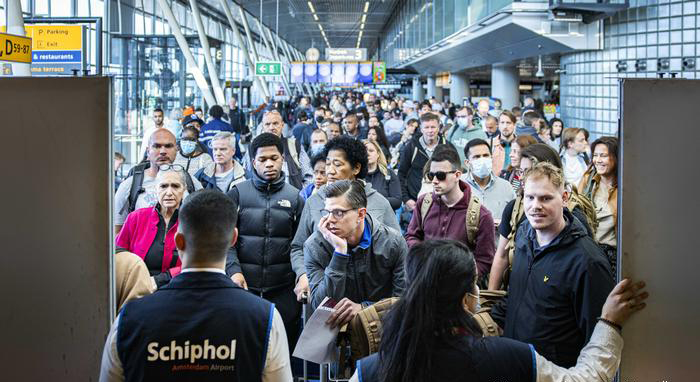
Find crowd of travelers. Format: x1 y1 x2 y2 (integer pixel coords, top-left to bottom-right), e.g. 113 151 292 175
103 90 646 382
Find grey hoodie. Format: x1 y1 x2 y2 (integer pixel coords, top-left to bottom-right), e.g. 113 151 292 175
290 181 400 281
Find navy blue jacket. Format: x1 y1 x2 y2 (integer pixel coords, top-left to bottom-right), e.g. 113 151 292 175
357 334 534 382
491 209 613 367
117 271 274 381
199 118 243 161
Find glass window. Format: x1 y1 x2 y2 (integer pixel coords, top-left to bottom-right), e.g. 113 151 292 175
51 0 72 16
35 0 49 15
91 0 104 18
77 0 90 16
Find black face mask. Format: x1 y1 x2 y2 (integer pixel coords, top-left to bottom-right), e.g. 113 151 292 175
316 116 324 123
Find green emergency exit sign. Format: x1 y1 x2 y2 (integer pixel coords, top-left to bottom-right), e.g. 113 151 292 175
255 61 282 76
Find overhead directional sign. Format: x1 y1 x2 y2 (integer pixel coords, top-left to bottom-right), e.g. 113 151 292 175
255 61 282 76
0 32 32 64
326 48 367 61
28 25 83 75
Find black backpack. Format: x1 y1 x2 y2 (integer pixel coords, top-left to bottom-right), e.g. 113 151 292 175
127 162 195 213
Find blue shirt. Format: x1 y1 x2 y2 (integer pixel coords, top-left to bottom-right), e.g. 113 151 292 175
334 218 372 257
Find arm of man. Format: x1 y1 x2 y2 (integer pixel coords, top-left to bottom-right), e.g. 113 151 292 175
387 171 403 210
291 202 314 278
225 188 244 281
404 194 425 248
573 253 616 342
99 315 124 382
473 207 496 277
397 143 413 203
298 147 313 185
304 239 349 311
262 308 293 382
391 235 408 295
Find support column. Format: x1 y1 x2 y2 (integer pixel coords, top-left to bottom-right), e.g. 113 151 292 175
412 77 424 101
491 63 520 110
4 0 31 76
189 0 225 105
435 85 444 102
450 72 469 105
218 0 269 99
156 0 216 107
426 76 437 100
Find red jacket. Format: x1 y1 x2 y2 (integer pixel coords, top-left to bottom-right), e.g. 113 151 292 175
116 206 182 277
405 181 496 276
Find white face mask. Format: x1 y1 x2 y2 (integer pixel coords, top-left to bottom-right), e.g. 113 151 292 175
457 117 469 128
467 285 481 314
309 143 325 156
180 140 197 155
471 157 492 178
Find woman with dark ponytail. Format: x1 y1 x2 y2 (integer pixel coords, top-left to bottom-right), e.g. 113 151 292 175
351 239 648 382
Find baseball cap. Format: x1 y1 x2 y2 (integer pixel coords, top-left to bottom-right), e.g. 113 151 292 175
182 114 204 127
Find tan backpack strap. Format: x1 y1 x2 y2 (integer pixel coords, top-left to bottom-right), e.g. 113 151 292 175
506 194 524 268
473 311 501 337
420 193 433 229
286 137 301 168
465 194 482 248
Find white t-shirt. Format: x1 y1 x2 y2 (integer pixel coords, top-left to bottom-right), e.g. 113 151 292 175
114 174 158 225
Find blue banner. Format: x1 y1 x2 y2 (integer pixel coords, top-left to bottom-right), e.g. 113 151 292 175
32 50 82 63
304 62 318 83
331 62 345 84
359 62 373 84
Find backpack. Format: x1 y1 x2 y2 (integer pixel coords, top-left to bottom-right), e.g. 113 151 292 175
346 291 505 364
502 187 598 287
127 162 196 213
472 289 507 337
420 191 482 248
348 297 399 361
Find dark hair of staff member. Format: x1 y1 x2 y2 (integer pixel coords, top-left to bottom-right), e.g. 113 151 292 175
352 240 648 382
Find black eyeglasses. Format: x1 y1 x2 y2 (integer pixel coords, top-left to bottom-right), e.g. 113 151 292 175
320 208 354 219
159 164 185 172
426 171 457 181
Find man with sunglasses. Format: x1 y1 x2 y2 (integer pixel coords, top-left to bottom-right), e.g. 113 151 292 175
405 146 496 286
304 180 406 325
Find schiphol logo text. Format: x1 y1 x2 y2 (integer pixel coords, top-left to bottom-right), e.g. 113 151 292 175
147 339 237 370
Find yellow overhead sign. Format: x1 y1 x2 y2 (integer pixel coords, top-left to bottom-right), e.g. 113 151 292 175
26 25 83 51
0 32 32 64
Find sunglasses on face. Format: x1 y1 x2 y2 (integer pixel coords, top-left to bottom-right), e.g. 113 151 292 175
426 170 457 181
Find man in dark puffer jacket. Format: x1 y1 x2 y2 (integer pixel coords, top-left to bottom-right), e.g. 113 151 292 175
226 133 305 351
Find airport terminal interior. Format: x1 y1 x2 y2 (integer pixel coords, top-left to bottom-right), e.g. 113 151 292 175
1 0 698 381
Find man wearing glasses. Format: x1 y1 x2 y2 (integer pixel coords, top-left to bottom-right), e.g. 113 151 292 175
405 146 496 287
304 180 406 325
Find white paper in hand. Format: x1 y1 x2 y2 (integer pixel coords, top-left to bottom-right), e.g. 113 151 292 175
292 297 339 364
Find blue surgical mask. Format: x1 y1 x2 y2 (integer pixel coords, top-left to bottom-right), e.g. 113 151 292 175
471 157 493 178
181 140 197 155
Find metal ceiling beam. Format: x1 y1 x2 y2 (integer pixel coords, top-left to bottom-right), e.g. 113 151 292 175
156 0 217 107
189 0 226 105
219 0 270 99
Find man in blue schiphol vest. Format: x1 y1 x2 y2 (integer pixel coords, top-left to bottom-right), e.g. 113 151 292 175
99 189 292 382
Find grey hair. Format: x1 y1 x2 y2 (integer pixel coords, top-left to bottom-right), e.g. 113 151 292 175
212 131 236 149
155 167 188 189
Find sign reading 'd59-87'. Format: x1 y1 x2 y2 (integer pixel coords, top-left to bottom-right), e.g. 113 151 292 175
0 32 32 64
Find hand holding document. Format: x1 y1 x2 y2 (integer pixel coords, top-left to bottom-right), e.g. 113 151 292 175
292 297 339 364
